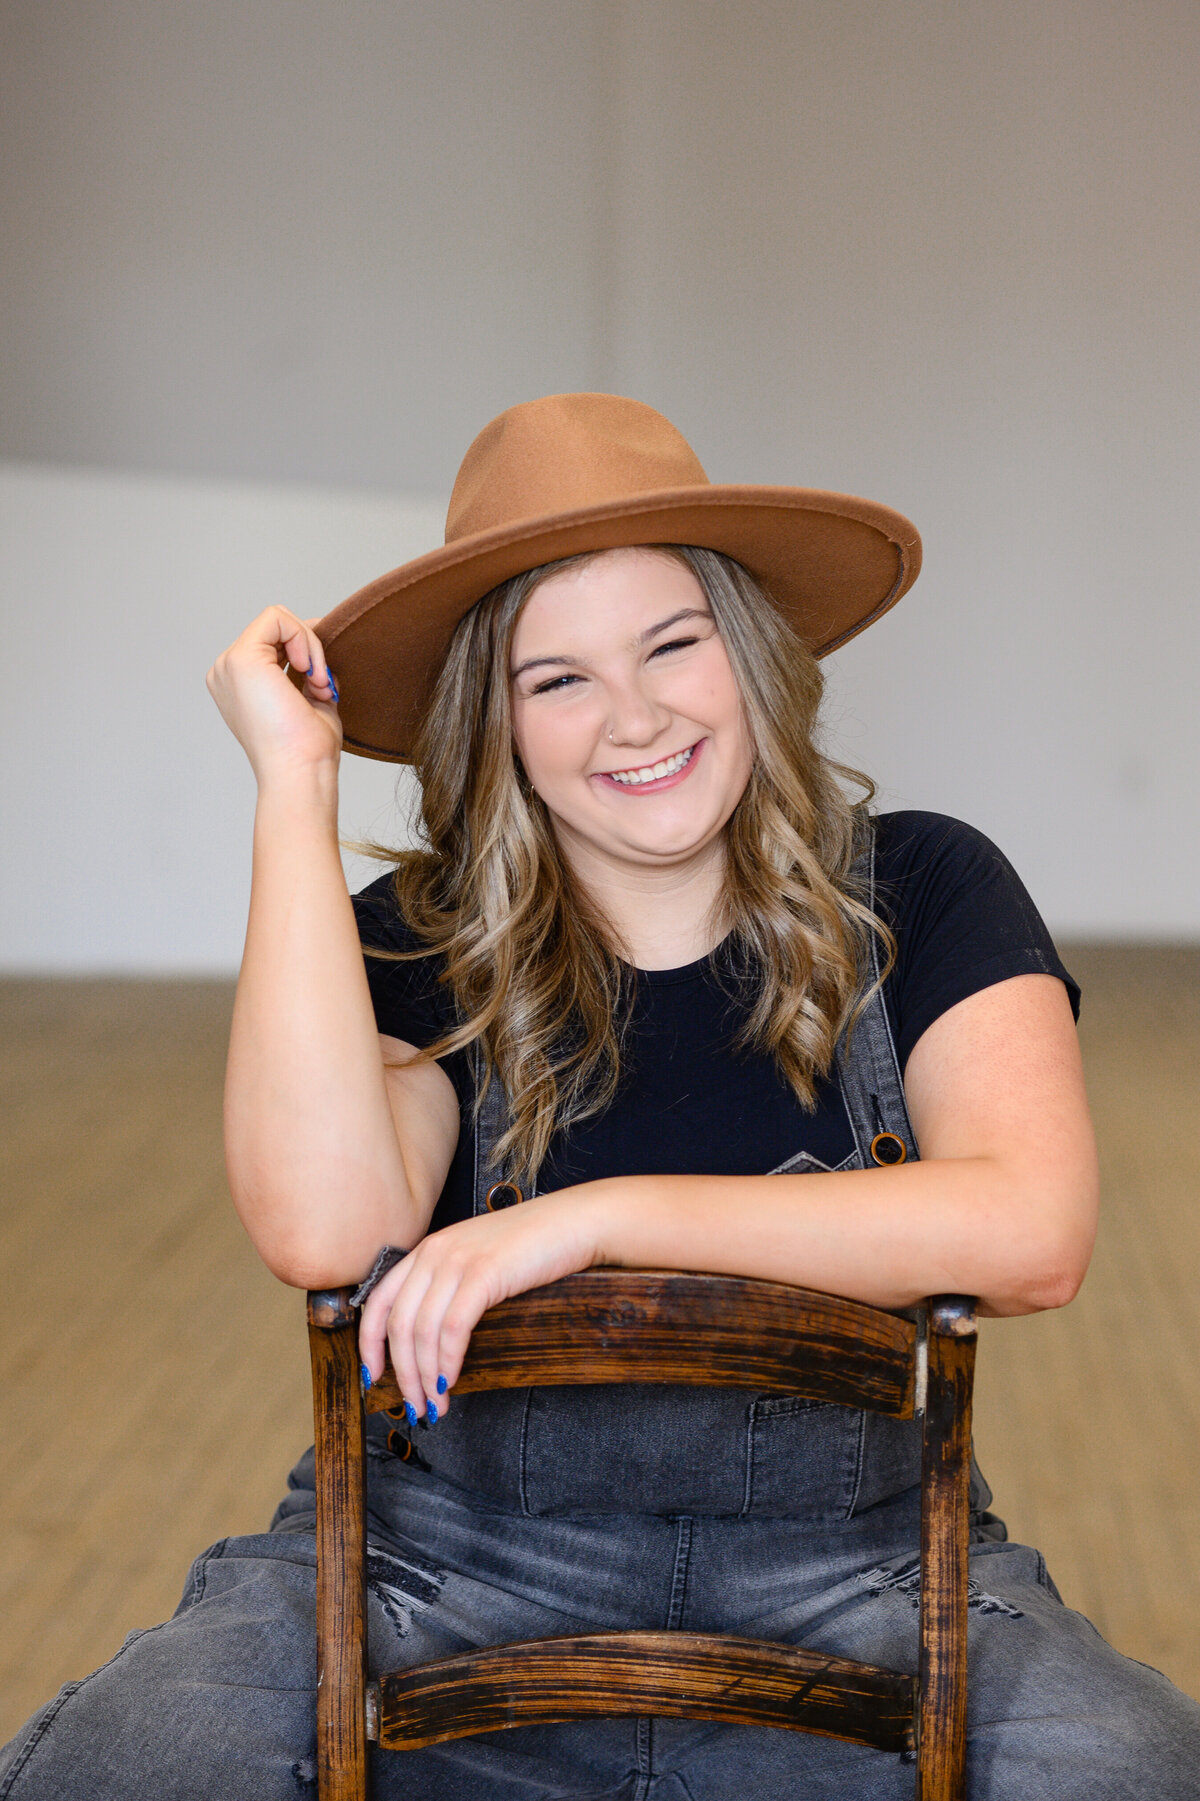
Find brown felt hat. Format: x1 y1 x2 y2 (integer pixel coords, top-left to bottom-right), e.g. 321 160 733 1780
317 392 922 762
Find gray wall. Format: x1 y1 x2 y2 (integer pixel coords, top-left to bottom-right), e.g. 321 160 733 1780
2 1 1197 965
1 0 613 491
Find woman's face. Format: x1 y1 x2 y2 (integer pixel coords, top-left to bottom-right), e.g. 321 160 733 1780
508 547 755 877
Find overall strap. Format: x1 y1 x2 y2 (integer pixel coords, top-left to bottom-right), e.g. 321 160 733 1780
835 823 921 1166
472 1043 537 1211
471 1043 503 1214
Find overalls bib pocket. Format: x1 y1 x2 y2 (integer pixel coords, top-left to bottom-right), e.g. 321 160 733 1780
744 1394 865 1520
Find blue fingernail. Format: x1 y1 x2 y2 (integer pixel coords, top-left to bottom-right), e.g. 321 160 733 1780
328 670 340 702
426 1400 438 1425
360 1363 372 1390
306 658 314 677
404 1400 418 1425
436 1374 448 1394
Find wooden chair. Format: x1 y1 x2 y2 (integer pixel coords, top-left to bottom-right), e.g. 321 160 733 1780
307 1272 977 1801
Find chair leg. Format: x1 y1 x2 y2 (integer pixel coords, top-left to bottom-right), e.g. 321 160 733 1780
916 1297 977 1801
308 1289 370 1801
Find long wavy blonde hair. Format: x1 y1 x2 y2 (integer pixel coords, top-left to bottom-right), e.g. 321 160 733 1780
361 545 892 1183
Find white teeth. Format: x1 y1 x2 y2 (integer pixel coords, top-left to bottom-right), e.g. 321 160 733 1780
608 745 694 785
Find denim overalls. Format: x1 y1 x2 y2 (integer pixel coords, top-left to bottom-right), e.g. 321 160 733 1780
4 846 1200 1799
418 834 933 1525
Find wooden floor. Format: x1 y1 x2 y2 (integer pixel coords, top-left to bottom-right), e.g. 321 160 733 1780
1 950 1198 1742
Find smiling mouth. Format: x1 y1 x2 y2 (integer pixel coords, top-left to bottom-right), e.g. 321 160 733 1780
595 740 704 791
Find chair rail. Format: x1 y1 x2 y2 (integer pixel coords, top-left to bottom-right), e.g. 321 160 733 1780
373 1630 916 1753
365 1269 918 1417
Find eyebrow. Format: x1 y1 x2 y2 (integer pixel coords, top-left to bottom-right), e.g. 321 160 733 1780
510 607 712 681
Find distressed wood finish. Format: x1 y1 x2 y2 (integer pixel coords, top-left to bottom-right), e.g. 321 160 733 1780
308 1288 371 1801
366 1270 917 1417
917 1296 978 1801
307 1274 977 1798
373 1631 916 1753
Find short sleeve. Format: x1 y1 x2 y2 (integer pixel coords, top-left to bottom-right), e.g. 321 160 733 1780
353 871 476 1226
872 812 1080 1071
352 871 456 1052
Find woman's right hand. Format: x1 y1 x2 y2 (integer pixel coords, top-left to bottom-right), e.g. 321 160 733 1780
206 605 342 782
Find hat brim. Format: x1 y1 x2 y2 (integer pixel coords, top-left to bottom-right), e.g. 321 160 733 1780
316 484 921 762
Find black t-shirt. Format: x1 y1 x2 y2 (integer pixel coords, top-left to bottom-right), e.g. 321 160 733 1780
353 812 1079 1230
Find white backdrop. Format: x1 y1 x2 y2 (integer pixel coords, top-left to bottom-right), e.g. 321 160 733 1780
0 464 437 969
1 454 1194 971
2 1 1197 964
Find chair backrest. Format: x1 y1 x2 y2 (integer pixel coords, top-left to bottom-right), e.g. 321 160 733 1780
308 1272 977 1801
363 1268 920 1413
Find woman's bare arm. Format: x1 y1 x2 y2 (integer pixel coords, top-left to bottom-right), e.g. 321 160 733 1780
209 607 459 1287
593 972 1098 1317
360 972 1098 1417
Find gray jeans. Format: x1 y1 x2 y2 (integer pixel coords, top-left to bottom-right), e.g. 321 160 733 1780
3 1380 1200 1800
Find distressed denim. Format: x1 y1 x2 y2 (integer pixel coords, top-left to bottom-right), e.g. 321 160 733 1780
3 1393 1200 1800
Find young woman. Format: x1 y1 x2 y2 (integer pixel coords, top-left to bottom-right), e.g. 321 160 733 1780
4 393 1198 1798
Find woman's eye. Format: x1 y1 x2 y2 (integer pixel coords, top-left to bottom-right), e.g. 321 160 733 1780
531 673 581 695
649 636 699 658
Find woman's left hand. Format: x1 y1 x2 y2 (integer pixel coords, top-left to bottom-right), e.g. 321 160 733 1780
357 1192 604 1423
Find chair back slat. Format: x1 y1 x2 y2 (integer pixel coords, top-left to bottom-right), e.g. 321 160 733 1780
366 1269 917 1417
372 1630 915 1753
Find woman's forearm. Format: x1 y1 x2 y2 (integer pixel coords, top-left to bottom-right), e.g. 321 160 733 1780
581 975 1098 1320
585 1155 1096 1319
224 766 421 1287
358 1150 1096 1421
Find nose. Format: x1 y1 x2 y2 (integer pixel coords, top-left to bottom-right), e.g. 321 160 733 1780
605 675 673 750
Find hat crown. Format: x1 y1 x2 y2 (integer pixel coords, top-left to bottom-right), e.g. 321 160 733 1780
445 392 710 545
